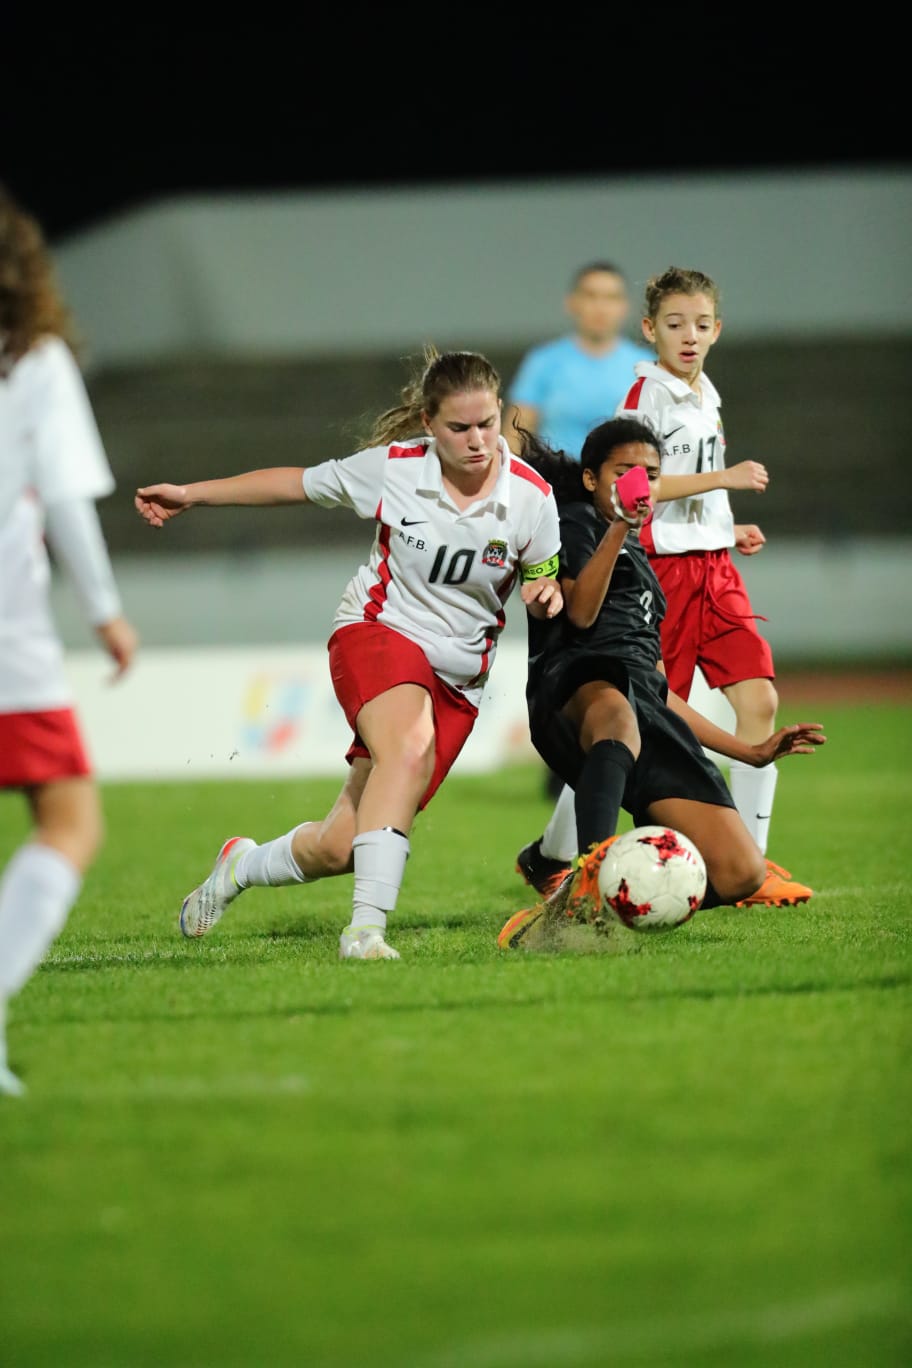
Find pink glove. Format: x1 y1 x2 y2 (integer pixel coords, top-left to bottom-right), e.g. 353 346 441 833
614 466 651 511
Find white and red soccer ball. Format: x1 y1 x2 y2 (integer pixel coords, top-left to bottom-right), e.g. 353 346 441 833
597 826 707 932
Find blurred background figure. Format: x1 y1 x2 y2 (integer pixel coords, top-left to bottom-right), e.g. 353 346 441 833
504 260 654 459
0 186 139 1096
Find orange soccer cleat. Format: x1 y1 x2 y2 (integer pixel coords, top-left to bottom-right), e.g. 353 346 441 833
735 858 813 908
498 836 619 950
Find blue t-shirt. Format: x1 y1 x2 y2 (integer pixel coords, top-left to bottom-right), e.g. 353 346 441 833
508 335 654 458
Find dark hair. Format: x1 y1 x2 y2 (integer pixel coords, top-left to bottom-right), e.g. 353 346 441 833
570 261 628 290
362 344 502 446
644 266 721 320
516 416 662 506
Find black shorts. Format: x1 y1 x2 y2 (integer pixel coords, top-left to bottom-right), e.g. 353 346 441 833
528 655 736 826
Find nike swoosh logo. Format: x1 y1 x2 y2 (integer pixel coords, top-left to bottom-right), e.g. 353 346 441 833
400 518 426 526
662 425 686 441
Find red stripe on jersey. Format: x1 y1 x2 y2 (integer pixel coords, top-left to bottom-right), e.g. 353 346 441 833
380 443 425 518
621 377 646 410
388 443 426 460
377 443 425 529
509 457 551 497
496 568 518 600
364 523 393 621
467 607 506 686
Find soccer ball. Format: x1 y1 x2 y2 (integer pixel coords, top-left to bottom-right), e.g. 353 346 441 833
597 826 707 932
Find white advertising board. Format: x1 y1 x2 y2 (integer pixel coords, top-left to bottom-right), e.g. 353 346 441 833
66 644 539 782
67 644 735 784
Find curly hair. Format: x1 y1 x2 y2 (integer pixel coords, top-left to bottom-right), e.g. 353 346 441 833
0 186 80 368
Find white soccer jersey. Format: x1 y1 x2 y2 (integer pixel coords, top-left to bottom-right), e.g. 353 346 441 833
617 362 734 554
0 338 117 712
303 436 560 708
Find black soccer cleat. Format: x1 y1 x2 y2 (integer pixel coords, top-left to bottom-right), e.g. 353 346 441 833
515 838 573 899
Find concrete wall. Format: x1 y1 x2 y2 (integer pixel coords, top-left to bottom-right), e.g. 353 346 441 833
56 169 912 370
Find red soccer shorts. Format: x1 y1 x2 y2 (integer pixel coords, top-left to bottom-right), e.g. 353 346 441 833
0 708 92 787
649 549 775 701
327 622 478 810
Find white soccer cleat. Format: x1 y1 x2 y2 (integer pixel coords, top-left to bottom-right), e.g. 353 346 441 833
339 925 401 960
0 1063 26 1098
179 837 256 938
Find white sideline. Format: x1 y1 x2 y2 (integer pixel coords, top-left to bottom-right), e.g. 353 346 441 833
40 1074 311 1101
417 1283 904 1366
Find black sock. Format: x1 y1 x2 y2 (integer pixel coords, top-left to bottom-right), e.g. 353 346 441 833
697 879 723 910
575 739 636 854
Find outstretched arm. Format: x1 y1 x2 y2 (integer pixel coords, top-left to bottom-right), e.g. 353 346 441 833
656 460 768 502
663 683 826 765
135 468 309 527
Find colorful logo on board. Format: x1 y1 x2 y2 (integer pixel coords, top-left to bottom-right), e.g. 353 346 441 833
240 674 312 754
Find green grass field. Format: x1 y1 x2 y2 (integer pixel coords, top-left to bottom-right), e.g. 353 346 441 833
1 701 910 1368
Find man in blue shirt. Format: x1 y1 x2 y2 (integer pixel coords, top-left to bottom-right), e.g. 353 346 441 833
505 261 654 458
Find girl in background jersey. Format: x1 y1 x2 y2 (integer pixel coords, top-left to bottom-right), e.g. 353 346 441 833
499 417 825 951
0 188 139 1096
135 347 562 962
615 266 813 907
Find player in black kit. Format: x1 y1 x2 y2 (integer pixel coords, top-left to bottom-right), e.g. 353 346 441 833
500 417 826 948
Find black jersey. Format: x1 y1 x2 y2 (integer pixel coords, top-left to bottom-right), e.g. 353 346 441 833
527 501 666 698
525 501 734 819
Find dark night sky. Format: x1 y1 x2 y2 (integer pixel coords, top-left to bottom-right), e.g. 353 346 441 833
5 23 908 242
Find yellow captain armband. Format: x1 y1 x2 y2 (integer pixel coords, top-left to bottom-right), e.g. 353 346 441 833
521 555 560 582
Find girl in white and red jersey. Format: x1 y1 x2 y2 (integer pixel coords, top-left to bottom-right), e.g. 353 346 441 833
135 346 562 961
616 265 812 907
0 188 139 1096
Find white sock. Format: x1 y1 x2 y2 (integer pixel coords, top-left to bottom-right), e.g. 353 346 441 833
540 784 578 863
728 761 778 855
234 827 310 887
349 828 410 933
0 844 81 998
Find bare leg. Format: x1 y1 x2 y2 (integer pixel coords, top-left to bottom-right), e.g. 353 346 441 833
722 677 778 742
646 797 765 906
353 683 437 833
290 683 436 876
289 759 369 878
285 684 437 960
28 777 104 873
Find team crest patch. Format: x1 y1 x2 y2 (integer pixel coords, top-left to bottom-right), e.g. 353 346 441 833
482 539 508 567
